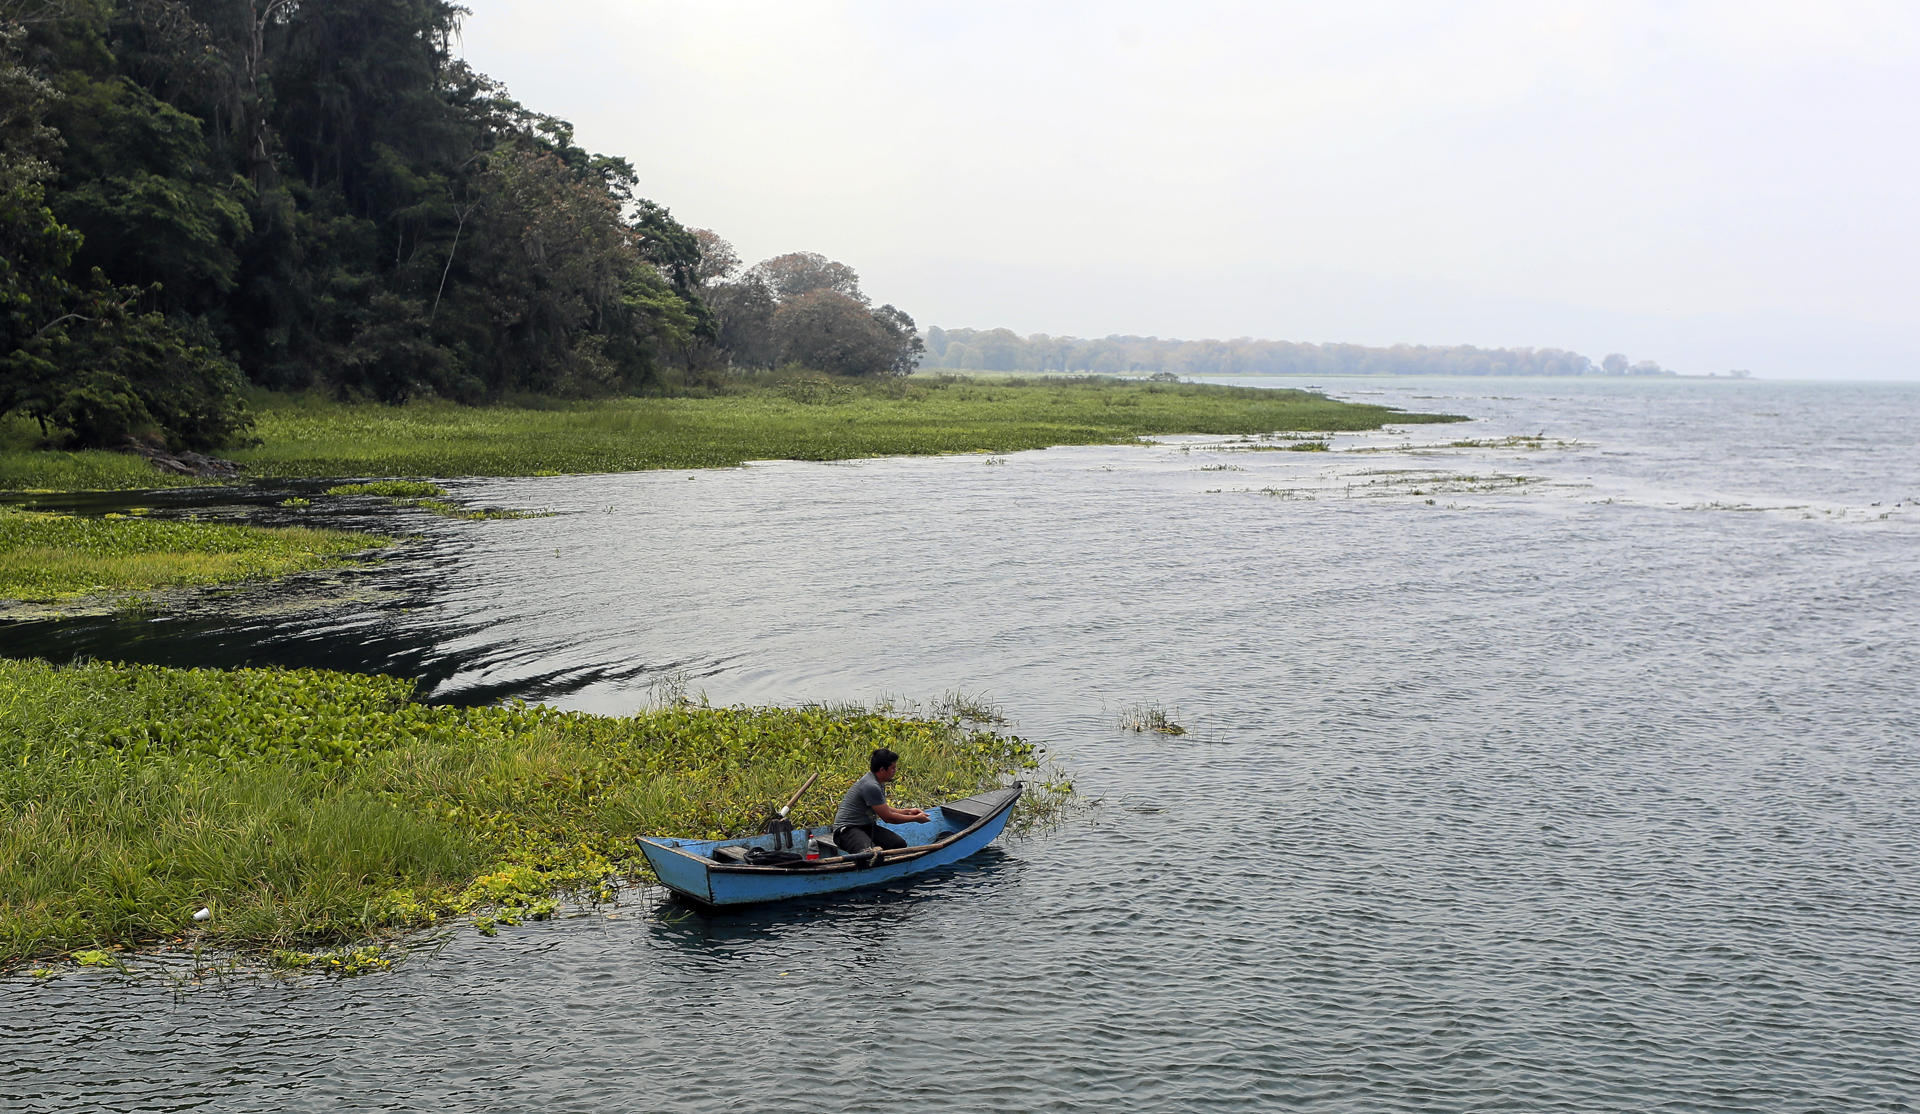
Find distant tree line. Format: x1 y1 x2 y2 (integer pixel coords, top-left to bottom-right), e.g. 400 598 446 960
0 2 920 452
924 327 1672 379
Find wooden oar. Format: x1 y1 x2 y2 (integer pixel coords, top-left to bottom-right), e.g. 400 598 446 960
776 772 819 820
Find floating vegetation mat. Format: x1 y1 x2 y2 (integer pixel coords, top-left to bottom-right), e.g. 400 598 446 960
0 660 1069 975
319 481 548 520
1347 433 1593 453
0 505 391 608
1258 469 1557 503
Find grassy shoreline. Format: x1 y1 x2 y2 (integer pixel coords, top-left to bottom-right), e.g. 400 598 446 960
0 659 1059 972
1 375 1463 493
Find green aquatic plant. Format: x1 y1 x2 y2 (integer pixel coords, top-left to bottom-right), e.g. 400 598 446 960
1217 436 1332 453
1118 702 1188 736
321 481 542 521
393 498 545 521
271 944 395 977
932 690 1008 726
0 659 1065 969
1443 434 1573 450
323 481 447 498
0 506 390 603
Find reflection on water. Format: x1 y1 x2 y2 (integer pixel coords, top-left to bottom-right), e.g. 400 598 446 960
4 377 1919 1112
643 848 1020 950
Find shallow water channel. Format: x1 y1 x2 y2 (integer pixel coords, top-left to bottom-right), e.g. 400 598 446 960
4 377 1918 1112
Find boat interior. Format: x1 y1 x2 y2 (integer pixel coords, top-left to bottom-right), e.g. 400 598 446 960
704 795 1009 865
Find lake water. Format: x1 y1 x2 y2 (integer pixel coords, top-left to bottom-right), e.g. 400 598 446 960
4 376 1918 1112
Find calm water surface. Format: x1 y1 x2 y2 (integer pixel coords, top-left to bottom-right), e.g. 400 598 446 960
3 377 1917 1112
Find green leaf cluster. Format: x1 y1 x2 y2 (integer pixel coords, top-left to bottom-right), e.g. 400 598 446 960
0 22 254 452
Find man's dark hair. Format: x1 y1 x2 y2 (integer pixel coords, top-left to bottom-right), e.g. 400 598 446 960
870 748 900 773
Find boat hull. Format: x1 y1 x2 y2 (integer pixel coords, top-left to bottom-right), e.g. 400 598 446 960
636 784 1022 909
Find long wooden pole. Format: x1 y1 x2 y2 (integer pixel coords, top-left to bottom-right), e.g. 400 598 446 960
777 772 819 818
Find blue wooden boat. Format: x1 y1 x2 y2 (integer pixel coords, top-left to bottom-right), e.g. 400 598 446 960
636 783 1023 909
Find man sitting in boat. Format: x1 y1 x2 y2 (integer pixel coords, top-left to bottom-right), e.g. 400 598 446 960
833 748 930 853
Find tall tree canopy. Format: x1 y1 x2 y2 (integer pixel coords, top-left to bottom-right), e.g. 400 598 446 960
695 236 921 378
2 0 928 449
2 17 251 450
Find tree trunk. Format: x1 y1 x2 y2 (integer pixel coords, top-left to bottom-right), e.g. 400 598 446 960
241 0 292 191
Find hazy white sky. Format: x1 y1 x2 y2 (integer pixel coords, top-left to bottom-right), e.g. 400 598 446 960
456 1 1920 378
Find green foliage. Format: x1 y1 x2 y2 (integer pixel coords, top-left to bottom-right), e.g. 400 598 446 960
6 0 716 425
0 659 1055 966
43 68 252 313
604 264 702 391
43 288 256 450
774 289 916 378
0 18 256 452
871 303 926 376
704 246 918 378
0 504 389 601
1 23 83 431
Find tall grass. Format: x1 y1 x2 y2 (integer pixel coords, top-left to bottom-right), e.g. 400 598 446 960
0 377 1462 491
0 659 1060 967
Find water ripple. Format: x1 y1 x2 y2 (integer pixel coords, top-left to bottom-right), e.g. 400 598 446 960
6 379 1920 1111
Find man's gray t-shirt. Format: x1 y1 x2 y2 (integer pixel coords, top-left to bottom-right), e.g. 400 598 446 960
834 772 886 830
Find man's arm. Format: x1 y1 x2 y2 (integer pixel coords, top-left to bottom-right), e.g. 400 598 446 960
875 801 929 823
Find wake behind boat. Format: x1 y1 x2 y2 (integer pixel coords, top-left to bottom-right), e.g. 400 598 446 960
636 784 1023 909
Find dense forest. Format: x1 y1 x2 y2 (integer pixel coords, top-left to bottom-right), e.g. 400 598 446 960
924 328 1674 379
0 0 921 451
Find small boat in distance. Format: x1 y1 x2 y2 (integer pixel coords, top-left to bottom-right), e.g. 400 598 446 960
636 784 1023 910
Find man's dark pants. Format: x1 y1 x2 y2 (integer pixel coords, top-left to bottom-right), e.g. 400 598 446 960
835 823 906 853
